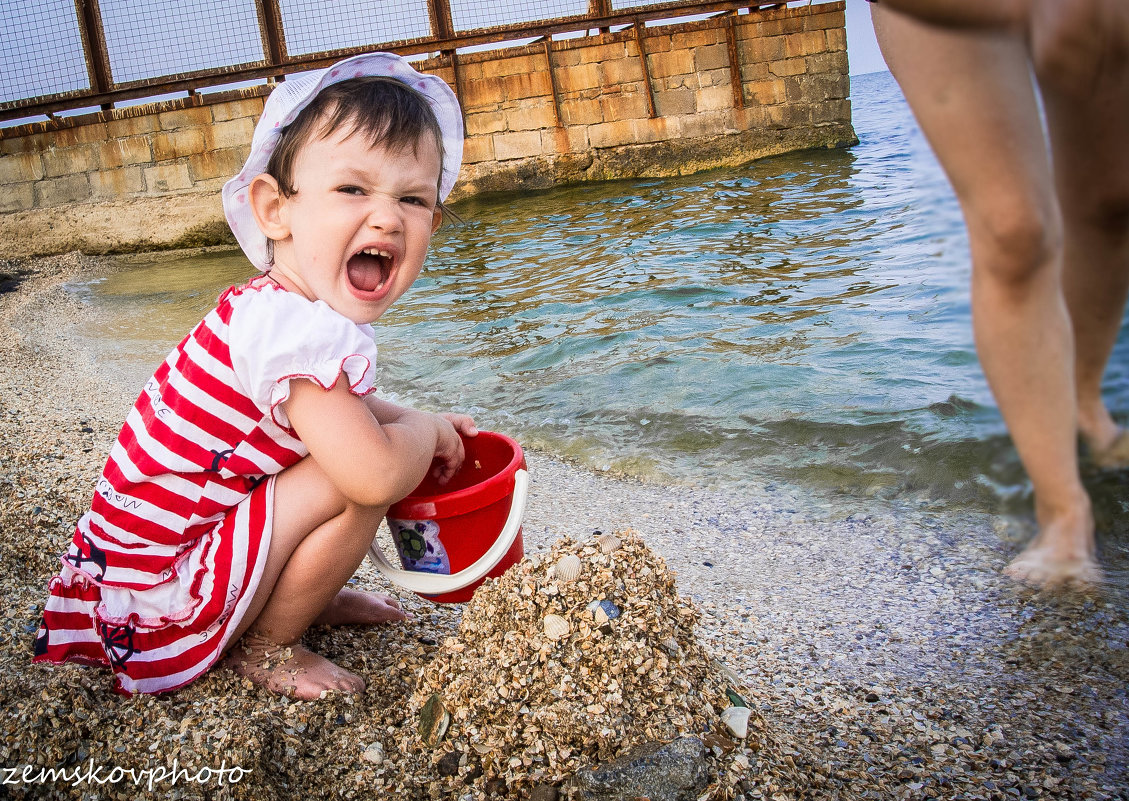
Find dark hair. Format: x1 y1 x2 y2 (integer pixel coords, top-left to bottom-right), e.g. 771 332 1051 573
265 76 446 198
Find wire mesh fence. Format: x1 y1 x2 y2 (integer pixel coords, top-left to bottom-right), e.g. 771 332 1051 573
0 0 90 105
99 0 265 84
1 0 766 119
449 0 589 32
278 0 433 56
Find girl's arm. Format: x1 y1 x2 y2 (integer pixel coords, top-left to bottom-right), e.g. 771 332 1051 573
282 377 463 507
363 393 479 483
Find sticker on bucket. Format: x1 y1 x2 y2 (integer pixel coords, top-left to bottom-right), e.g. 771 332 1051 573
366 430 529 603
389 519 451 575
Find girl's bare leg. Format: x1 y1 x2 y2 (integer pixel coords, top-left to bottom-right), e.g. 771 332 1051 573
1035 0 1129 467
223 455 407 699
873 7 1099 584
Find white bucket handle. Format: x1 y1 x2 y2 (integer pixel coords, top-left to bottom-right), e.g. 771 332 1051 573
365 468 529 596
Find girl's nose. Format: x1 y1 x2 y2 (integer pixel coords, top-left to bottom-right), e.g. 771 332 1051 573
365 197 402 232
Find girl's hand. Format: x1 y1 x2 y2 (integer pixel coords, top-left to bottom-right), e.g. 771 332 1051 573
431 413 478 484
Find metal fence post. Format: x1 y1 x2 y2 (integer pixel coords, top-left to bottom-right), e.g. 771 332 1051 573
428 0 463 125
75 0 113 110
725 13 745 109
633 19 656 119
588 0 612 33
428 0 455 39
256 0 288 80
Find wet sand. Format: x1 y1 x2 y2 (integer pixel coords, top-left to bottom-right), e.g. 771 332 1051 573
1 253 1127 800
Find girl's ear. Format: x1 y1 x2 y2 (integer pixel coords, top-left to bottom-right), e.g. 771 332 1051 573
431 207 443 234
248 174 290 241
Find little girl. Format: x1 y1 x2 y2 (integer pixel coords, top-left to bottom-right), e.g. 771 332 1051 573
33 52 472 700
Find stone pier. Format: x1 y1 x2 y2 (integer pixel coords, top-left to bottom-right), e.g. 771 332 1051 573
0 2 854 259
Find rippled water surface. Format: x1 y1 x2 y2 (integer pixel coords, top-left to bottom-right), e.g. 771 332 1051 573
69 72 1128 538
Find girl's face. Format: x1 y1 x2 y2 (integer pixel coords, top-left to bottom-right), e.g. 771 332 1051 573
259 125 443 325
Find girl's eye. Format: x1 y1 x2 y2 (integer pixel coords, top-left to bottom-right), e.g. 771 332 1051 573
337 186 365 196
401 196 428 207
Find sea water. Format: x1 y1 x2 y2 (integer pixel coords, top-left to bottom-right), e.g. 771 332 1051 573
67 71 1128 534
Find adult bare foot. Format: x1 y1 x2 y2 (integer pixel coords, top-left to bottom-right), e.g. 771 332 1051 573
1089 428 1129 470
223 633 365 700
1002 505 1101 587
312 587 410 627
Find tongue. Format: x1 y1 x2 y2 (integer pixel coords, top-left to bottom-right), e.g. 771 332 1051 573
347 254 384 292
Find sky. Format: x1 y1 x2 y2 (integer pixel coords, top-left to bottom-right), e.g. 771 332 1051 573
844 0 886 76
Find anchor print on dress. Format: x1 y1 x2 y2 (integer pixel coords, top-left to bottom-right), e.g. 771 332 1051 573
63 532 107 582
390 519 451 575
97 619 138 669
33 618 48 657
209 448 235 472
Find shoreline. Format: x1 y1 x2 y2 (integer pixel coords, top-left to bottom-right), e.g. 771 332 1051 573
1 253 1127 799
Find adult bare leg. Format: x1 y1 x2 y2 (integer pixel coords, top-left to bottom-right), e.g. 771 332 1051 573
223 454 406 699
1035 0 1129 468
873 7 1099 584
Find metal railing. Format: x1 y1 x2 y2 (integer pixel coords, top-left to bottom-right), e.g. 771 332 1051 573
1 0 801 123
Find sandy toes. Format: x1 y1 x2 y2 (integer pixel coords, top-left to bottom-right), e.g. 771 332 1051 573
223 634 365 700
1003 521 1102 588
312 587 410 627
1004 547 1103 588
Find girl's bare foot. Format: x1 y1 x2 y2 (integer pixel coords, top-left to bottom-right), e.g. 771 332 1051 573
223 632 365 700
312 587 410 627
1002 501 1101 587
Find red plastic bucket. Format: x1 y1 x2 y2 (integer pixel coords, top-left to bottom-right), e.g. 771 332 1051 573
366 431 528 603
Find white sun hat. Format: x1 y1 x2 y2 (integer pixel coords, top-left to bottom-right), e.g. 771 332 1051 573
222 52 464 271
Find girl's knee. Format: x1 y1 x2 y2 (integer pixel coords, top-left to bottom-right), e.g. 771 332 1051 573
342 501 388 533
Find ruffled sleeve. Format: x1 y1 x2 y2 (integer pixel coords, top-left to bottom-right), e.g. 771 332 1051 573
226 285 379 431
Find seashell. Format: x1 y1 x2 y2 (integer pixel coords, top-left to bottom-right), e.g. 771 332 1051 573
585 599 621 625
543 614 570 640
361 742 384 765
418 694 450 745
554 554 582 582
721 705 751 739
596 533 621 553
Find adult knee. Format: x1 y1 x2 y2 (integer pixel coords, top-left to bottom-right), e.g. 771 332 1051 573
972 203 1062 287
1068 191 1129 244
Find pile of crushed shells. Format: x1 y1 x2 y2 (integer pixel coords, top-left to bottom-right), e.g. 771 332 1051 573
391 530 813 799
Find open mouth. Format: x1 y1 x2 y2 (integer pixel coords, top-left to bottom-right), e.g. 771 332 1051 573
347 247 393 294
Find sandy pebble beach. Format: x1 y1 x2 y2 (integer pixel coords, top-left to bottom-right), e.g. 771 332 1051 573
1 253 1127 800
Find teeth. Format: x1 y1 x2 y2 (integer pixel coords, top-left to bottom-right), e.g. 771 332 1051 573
361 247 392 258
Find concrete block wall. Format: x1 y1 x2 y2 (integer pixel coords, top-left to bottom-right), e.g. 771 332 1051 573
452 3 854 195
0 2 853 257
0 94 265 215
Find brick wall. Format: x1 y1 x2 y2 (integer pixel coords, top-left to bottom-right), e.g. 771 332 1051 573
0 2 853 257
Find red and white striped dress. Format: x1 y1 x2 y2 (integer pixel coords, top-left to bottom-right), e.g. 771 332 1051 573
34 275 379 694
